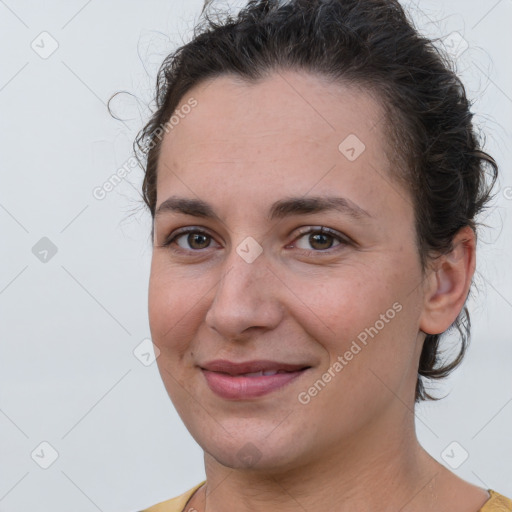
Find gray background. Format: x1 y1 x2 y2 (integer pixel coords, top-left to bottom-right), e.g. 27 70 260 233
0 0 511 511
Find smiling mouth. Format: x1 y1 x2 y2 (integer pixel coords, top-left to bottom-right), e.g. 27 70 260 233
200 361 311 400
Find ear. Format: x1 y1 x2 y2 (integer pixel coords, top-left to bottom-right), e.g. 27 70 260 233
419 226 476 335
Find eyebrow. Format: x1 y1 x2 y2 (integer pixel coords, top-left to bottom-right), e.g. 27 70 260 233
155 195 372 222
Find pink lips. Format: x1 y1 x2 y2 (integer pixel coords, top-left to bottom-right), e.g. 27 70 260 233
200 359 310 400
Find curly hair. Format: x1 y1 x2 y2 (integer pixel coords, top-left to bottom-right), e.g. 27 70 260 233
131 0 498 402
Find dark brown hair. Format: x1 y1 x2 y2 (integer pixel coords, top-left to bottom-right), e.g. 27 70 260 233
131 0 498 402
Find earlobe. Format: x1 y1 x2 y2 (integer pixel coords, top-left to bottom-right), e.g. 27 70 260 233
419 226 476 335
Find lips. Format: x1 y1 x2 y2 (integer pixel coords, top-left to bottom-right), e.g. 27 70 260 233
200 359 311 399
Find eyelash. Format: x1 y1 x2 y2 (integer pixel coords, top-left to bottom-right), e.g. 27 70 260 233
161 226 351 256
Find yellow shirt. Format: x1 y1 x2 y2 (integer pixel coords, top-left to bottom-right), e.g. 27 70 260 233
140 482 512 512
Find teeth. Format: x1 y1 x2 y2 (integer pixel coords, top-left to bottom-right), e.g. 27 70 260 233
238 370 285 377
243 371 264 377
213 368 301 377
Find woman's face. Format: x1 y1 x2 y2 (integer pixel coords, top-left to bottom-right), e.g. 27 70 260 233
149 71 428 471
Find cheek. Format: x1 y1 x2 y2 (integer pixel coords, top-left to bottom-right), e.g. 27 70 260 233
286 266 398 340
148 263 208 403
148 258 207 356
292 273 418 427
289 259 419 374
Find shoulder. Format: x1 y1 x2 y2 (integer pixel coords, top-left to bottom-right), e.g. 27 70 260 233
480 490 512 512
136 483 511 512
138 481 206 512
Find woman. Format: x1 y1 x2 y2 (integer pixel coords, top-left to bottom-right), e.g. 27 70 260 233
134 0 511 510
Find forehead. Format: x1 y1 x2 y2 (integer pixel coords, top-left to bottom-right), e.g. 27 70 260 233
161 71 386 156
156 71 397 214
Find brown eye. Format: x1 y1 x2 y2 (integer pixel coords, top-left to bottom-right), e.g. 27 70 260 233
163 228 219 251
293 227 346 252
180 232 211 250
307 232 335 250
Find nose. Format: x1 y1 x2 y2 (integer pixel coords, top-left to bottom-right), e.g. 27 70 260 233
204 244 283 340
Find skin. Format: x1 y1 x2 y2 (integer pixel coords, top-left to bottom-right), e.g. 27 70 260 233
148 70 489 512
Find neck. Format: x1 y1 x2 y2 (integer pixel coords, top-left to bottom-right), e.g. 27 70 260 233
193 401 446 512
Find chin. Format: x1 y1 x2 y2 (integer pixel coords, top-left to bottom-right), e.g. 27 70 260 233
198 429 309 474
209 449 296 473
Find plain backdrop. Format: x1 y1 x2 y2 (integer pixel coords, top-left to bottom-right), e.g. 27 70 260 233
0 0 511 510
